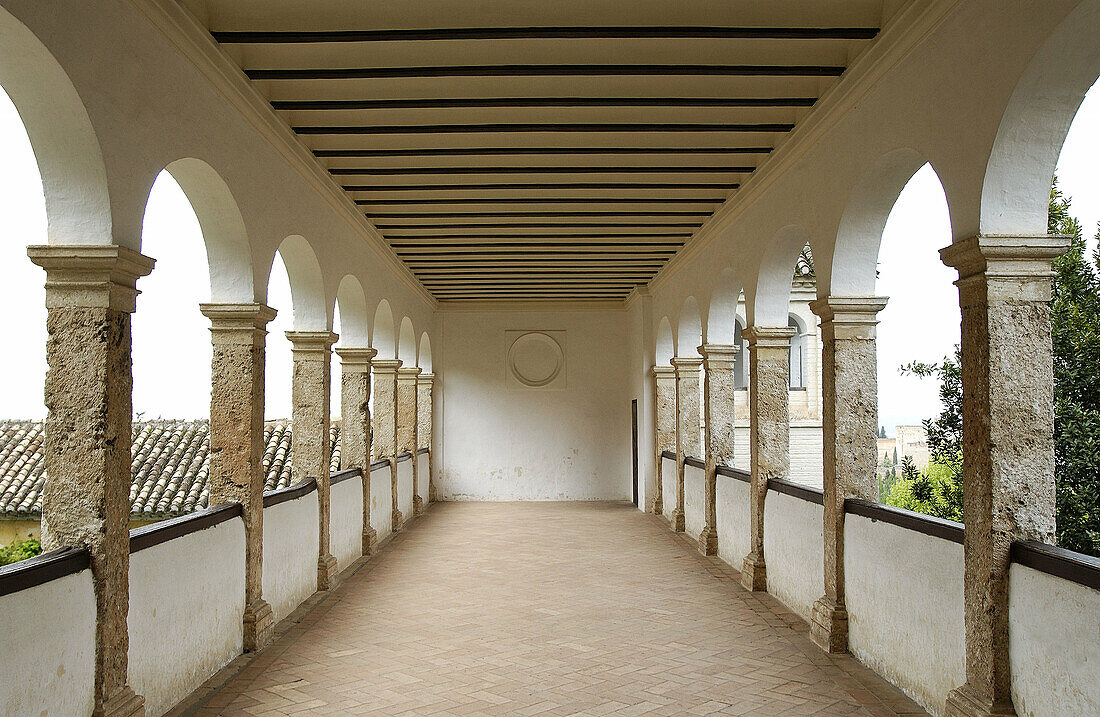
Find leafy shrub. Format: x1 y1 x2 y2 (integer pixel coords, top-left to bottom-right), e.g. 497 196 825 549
0 537 42 566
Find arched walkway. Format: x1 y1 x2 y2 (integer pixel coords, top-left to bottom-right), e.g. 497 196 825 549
187 502 922 716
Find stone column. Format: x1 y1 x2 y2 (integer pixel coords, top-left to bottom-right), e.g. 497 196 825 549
740 325 795 591
652 365 676 515
671 357 702 532
397 366 422 515
417 372 435 502
699 344 737 555
941 236 1067 717
29 244 154 717
807 297 888 653
335 346 377 555
200 303 278 653
372 358 402 529
286 331 339 590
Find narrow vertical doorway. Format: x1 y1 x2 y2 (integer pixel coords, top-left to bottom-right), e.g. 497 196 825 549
631 399 639 507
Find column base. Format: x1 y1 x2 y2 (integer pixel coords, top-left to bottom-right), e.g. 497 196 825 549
392 509 404 531
429 480 436 503
651 496 663 516
95 686 145 717
670 509 685 532
413 495 424 516
945 685 1017 717
243 598 274 652
317 553 339 591
698 526 718 556
362 526 377 556
740 553 767 592
810 596 848 653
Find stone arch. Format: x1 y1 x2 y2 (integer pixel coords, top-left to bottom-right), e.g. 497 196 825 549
154 158 254 303
676 296 702 358
334 274 369 348
749 224 812 327
655 316 674 366
419 333 433 372
397 317 416 366
0 7 112 247
705 267 742 345
824 148 936 297
980 1 1100 236
274 235 328 331
371 299 396 359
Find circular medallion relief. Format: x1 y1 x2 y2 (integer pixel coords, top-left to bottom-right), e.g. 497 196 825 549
508 332 563 387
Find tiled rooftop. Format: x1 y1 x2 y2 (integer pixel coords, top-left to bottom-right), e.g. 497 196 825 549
0 420 342 520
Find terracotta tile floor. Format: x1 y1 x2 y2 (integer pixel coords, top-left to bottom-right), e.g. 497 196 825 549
182 502 926 716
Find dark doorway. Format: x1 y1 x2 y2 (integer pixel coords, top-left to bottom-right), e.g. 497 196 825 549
631 399 639 507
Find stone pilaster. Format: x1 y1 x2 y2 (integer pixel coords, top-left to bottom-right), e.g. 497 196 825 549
286 331 339 590
417 372 435 503
372 358 402 529
336 346 377 555
397 366 422 515
740 325 795 591
671 357 702 532
200 303 277 653
29 244 154 717
807 297 888 653
652 365 676 515
699 344 737 556
941 235 1067 717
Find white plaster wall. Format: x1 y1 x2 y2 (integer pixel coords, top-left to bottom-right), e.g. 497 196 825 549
684 463 705 539
397 458 414 519
716 475 750 569
661 456 676 521
417 451 430 506
0 569 95 717
369 464 393 540
732 426 822 487
1009 564 1100 717
438 310 632 500
262 492 320 623
845 514 965 716
330 477 363 571
762 491 822 621
129 519 245 717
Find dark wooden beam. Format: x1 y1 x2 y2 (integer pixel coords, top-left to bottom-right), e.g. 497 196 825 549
296 122 793 134
251 65 843 81
275 97 816 110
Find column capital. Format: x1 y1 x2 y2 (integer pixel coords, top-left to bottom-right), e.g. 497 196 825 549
285 331 338 355
397 366 423 379
940 235 1070 295
809 296 888 340
652 364 676 379
334 346 377 371
201 303 277 344
417 372 436 385
28 244 155 313
372 357 403 374
742 325 796 349
670 356 703 373
699 343 739 365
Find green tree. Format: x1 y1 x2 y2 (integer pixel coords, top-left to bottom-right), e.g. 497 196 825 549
0 537 41 566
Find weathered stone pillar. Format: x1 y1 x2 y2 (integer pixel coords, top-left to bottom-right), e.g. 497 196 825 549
417 372 435 502
335 346 377 555
29 244 154 717
200 303 278 653
699 344 737 555
652 365 676 515
671 356 702 532
397 365 422 515
740 325 795 591
286 331 339 590
807 297 887 653
371 358 402 529
941 236 1067 717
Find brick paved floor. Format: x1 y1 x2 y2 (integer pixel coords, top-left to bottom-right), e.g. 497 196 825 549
185 502 926 716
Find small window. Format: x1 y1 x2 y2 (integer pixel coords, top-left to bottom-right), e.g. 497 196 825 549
789 315 806 389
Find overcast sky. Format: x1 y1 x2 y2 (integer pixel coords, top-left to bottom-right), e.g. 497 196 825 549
0 84 1097 429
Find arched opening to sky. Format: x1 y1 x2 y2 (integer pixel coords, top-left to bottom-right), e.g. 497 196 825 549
0 84 47 419
265 253 294 420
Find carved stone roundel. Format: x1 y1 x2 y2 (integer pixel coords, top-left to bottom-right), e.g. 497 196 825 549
508 332 563 387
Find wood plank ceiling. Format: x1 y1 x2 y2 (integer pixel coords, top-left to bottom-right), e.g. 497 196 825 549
190 1 885 303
